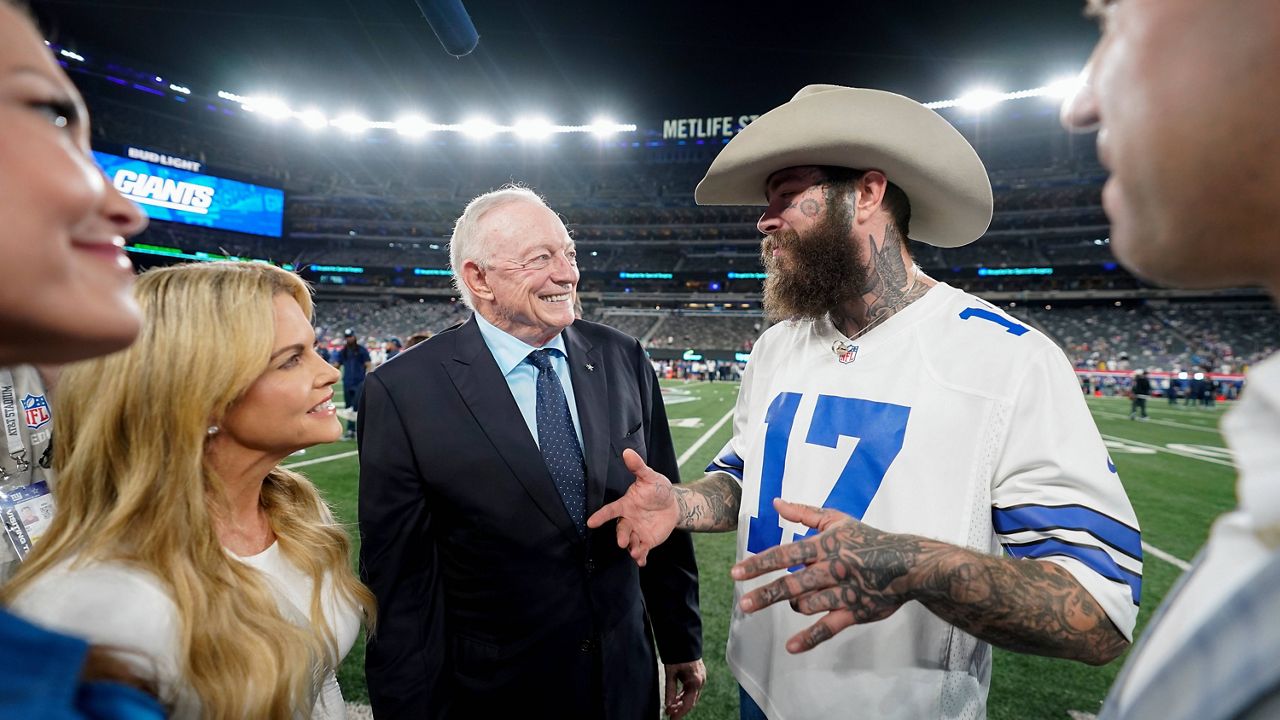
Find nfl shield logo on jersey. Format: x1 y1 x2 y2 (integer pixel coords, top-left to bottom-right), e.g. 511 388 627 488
832 340 859 364
22 394 50 430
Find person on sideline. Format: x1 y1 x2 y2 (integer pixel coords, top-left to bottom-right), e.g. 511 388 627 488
591 86 1140 719
1062 1 1280 717
3 263 376 719
0 2 162 716
359 187 704 719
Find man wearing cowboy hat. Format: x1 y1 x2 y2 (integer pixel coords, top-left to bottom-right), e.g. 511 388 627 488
590 85 1140 719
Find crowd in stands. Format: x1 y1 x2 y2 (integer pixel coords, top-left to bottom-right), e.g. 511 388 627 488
76 65 1280 378
1017 302 1280 373
314 299 470 344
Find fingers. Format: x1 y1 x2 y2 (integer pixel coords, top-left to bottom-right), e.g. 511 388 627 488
664 664 705 719
629 528 650 567
786 609 858 653
621 447 668 486
732 532 821 581
773 497 844 531
738 563 835 613
668 683 701 719
620 447 648 475
586 500 623 529
790 588 847 615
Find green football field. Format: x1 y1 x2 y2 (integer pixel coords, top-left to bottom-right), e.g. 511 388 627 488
300 382 1235 719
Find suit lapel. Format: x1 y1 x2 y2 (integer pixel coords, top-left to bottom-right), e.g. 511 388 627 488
564 324 610 517
445 318 581 544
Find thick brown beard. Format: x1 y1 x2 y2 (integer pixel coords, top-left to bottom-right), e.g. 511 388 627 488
760 196 867 323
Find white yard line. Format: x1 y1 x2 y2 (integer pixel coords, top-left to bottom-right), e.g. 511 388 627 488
1142 541 1192 572
282 449 358 468
1091 410 1222 434
1100 433 1236 467
677 409 735 468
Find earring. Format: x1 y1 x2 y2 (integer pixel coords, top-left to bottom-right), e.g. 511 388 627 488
207 425 219 436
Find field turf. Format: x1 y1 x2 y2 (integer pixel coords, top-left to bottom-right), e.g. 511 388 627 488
301 382 1234 719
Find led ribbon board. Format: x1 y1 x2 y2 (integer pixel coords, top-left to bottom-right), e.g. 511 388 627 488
93 151 284 237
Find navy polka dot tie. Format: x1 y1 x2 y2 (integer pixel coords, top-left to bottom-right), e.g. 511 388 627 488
527 349 587 533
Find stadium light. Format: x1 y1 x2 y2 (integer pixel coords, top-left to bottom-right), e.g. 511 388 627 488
331 113 371 135
514 117 555 141
589 117 629 137
59 49 85 62
169 84 191 95
297 108 328 131
394 114 431 139
217 90 250 104
955 87 1005 112
459 116 499 139
242 96 293 121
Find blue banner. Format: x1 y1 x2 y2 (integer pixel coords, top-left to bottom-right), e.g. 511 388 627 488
93 151 284 237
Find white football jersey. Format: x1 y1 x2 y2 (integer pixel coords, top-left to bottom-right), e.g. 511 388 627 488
710 283 1141 720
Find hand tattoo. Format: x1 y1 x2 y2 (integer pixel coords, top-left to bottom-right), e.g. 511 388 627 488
674 473 741 532
737 506 1128 663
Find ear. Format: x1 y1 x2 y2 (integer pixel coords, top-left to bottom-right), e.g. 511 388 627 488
853 170 890 226
462 260 495 302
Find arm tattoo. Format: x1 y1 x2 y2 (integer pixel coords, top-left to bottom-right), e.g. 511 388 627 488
911 543 1130 665
794 522 1128 664
673 473 741 532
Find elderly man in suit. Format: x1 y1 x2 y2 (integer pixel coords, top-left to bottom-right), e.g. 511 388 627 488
357 186 705 719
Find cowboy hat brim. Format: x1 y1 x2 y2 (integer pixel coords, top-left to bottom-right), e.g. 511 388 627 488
694 85 993 248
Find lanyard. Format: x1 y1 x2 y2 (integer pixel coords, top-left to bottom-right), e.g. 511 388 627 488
0 369 30 484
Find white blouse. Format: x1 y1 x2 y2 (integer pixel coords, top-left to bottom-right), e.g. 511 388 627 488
10 543 361 719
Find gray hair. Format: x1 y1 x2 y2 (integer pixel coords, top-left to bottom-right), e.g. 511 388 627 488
449 185 551 309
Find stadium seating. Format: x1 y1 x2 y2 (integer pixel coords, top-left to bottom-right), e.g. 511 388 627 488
70 69 1280 368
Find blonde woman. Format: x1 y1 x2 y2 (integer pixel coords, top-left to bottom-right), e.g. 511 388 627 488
2 262 375 719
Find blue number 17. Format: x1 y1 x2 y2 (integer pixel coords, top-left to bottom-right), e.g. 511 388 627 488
746 392 911 555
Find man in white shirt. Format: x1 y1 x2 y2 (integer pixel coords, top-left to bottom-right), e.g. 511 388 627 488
591 85 1140 719
1061 2 1280 718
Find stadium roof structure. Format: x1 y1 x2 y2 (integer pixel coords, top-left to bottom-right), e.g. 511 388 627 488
31 0 1103 129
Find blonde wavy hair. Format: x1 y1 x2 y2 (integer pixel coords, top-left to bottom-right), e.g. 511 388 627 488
1 261 375 719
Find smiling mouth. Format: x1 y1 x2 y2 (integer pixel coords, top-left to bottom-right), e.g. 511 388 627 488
307 400 336 414
540 293 571 303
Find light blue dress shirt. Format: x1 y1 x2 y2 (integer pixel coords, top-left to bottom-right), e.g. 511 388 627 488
473 312 584 450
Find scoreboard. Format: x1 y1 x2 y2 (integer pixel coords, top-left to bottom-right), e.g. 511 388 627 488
93 150 285 238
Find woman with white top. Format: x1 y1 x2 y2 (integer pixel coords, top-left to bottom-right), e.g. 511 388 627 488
2 261 376 719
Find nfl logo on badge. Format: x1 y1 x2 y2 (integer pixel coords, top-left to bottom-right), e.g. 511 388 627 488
832 340 859 365
22 394 50 430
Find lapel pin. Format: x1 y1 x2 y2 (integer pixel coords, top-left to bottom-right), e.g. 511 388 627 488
585 363 595 372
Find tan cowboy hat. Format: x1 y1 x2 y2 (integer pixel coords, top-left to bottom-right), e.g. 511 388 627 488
695 85 993 248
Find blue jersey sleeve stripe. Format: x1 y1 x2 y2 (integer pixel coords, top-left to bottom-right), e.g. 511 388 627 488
1004 537 1142 605
706 460 744 480
706 449 745 479
993 504 1142 560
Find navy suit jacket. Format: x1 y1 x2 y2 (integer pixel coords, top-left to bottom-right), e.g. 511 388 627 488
358 317 702 719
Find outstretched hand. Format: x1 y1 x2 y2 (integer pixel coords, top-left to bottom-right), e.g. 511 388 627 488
586 448 679 566
731 498 923 653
